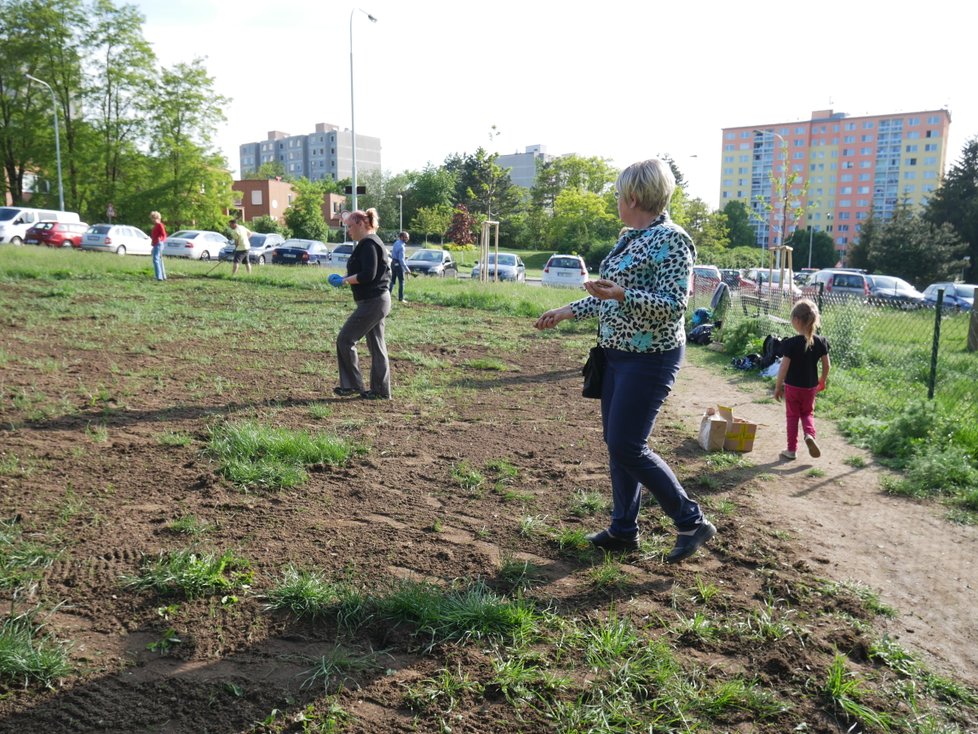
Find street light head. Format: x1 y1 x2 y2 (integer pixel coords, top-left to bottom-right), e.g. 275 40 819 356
367 13 377 22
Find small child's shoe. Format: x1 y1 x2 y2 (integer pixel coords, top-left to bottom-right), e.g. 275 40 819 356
780 450 796 460
804 434 821 458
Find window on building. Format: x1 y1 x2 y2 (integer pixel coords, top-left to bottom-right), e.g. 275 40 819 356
863 121 874 129
908 117 919 125
860 161 872 168
924 156 937 165
724 132 735 140
904 171 917 180
838 211 850 219
841 187 853 194
861 134 874 142
251 190 262 205
907 157 917 165
858 186 869 194
924 171 937 179
845 122 856 131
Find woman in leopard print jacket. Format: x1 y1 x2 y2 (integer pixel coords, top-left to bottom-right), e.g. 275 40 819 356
535 158 716 564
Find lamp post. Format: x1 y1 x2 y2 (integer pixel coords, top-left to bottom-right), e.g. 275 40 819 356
24 73 64 211
396 193 403 232
753 129 788 253
349 7 377 212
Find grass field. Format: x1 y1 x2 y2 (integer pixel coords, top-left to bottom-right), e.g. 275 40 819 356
1 245 976 733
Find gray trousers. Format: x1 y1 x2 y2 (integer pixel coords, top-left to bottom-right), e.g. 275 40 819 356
336 292 391 396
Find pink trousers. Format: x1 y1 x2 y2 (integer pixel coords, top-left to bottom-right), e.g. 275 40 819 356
784 384 818 452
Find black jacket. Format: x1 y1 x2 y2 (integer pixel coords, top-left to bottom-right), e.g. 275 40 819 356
347 234 390 301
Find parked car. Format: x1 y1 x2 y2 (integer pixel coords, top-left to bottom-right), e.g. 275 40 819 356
809 269 871 299
328 243 355 265
271 239 331 266
162 230 230 260
80 223 153 255
219 232 286 264
922 282 978 310
720 268 758 292
867 275 925 309
541 254 588 288
794 267 819 285
0 206 81 245
744 267 803 297
470 252 526 282
25 221 90 248
405 248 457 277
691 264 721 296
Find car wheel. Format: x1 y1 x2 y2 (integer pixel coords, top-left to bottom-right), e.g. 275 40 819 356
10 236 22 246
257 255 265 265
115 245 126 255
201 251 210 261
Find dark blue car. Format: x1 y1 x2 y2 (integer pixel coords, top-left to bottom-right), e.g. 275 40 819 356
271 239 331 266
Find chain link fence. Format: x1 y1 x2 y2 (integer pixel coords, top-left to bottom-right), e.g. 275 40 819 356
689 279 978 429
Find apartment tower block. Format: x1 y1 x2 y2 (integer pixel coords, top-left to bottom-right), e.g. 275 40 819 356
720 108 951 258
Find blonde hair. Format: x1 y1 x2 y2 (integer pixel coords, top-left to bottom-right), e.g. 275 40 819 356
616 159 675 216
348 207 380 230
790 298 820 349
150 211 161 221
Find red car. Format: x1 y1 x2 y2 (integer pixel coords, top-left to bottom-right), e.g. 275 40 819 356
24 220 90 248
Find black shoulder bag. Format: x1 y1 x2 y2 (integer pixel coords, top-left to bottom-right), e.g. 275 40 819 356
581 340 605 399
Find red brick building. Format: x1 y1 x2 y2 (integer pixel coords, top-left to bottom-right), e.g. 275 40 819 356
231 179 347 228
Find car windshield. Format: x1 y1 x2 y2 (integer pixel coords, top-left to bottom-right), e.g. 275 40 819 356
951 284 978 297
0 208 21 222
283 240 313 250
549 257 581 269
410 251 442 262
484 254 517 266
170 230 200 239
249 234 267 247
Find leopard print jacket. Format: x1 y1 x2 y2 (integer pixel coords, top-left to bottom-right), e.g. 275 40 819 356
569 212 695 353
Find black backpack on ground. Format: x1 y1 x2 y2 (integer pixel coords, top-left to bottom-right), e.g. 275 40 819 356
757 334 786 369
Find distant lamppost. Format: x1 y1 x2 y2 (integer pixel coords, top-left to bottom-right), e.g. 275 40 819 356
396 193 403 232
753 129 788 255
24 73 64 211
349 7 377 212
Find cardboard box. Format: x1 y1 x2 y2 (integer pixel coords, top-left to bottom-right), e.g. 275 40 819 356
698 409 727 452
717 405 758 453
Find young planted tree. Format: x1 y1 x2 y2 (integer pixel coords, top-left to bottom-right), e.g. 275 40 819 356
411 204 452 244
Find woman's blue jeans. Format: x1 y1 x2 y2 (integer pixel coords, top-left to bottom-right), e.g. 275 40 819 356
600 345 703 537
152 245 166 280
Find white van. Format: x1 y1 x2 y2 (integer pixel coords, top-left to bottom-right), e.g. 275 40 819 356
0 207 81 245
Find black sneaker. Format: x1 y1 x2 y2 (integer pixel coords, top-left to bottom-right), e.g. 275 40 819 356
333 386 359 397
586 529 639 553
666 521 717 564
360 390 391 401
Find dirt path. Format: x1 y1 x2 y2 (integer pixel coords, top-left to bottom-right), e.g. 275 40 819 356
671 358 978 686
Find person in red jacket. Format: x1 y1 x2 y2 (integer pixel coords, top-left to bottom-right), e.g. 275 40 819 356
150 211 167 281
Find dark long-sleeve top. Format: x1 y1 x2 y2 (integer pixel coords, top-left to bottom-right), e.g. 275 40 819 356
347 234 391 301
569 212 695 353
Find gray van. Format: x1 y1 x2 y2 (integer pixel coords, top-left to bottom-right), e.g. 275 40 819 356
810 269 871 299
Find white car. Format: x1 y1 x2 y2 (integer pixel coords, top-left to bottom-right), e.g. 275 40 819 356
745 267 803 297
329 242 355 265
80 223 153 255
162 230 230 261
541 254 588 288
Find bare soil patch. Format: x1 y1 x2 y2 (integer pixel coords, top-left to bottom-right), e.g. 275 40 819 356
0 286 975 733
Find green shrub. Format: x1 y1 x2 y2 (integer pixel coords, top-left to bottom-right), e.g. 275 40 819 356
723 318 766 356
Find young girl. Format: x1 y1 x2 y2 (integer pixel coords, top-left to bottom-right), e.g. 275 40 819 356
774 299 830 460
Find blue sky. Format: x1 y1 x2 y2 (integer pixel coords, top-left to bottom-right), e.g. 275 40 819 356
133 0 976 208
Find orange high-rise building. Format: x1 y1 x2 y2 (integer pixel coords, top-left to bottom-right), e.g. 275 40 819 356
720 108 951 259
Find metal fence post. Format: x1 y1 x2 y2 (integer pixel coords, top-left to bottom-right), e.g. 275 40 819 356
928 289 944 400
816 281 824 313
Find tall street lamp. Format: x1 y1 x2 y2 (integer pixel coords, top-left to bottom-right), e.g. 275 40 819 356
753 129 788 253
25 73 64 211
396 193 403 232
349 7 377 212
